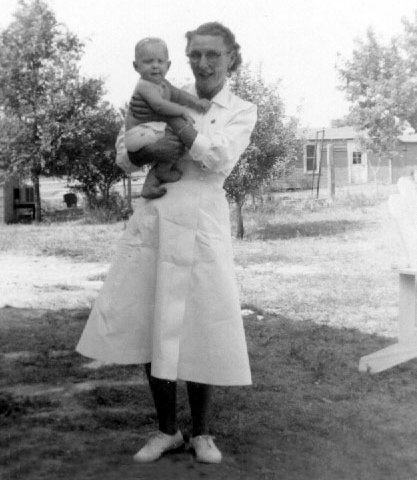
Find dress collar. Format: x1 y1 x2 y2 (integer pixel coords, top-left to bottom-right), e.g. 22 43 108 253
210 87 229 108
189 84 229 108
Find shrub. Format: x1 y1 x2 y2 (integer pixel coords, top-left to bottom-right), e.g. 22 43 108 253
83 191 132 224
337 193 382 209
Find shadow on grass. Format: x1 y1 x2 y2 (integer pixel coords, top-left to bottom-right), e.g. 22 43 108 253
252 219 364 240
2 306 417 480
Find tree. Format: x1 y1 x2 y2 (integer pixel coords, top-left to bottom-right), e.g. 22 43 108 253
336 14 417 185
337 28 405 188
395 11 417 131
225 65 299 238
62 102 126 207
0 0 102 221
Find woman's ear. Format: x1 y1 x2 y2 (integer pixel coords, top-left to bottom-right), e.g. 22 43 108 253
228 51 236 71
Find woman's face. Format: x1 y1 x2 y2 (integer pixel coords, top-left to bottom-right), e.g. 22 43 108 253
186 35 234 99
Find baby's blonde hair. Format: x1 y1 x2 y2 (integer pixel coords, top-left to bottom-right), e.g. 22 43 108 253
134 37 169 60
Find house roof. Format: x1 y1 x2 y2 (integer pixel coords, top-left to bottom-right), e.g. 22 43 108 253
398 133 417 143
299 126 417 143
298 126 359 140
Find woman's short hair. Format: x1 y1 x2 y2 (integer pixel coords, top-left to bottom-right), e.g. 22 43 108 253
185 22 242 73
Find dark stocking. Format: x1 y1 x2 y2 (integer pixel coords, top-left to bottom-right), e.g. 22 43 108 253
144 363 178 435
186 381 212 437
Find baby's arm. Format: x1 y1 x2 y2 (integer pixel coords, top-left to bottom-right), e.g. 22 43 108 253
136 80 192 119
167 81 211 113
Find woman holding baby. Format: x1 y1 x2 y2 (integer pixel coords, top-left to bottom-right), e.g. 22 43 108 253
77 21 257 464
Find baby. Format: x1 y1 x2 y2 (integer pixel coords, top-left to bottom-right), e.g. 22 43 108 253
125 37 211 199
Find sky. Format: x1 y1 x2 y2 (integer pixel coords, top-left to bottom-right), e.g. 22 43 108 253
1 0 417 127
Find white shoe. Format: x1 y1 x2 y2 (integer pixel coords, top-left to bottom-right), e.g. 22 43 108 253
133 430 184 463
190 435 222 463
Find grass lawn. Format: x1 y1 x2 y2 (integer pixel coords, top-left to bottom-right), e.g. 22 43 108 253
2 186 417 479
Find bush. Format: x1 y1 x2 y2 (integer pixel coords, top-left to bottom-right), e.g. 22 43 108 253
84 191 132 224
336 193 382 209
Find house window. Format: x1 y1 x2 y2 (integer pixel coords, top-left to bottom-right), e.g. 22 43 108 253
305 145 318 172
352 152 362 164
25 187 34 203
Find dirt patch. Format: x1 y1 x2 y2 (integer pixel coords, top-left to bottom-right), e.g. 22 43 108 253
0 253 108 309
2 309 417 479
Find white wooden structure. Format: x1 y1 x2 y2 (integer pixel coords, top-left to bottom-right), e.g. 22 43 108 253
359 177 417 373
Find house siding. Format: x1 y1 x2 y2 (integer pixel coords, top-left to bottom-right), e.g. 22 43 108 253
3 178 15 223
0 175 30 224
0 181 4 224
367 147 417 184
403 143 417 179
274 129 417 191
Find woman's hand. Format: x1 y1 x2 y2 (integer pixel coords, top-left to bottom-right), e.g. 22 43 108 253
129 94 165 123
181 111 195 125
167 117 198 150
196 99 212 113
128 131 185 167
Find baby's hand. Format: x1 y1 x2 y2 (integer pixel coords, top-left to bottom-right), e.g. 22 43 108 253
181 112 195 124
197 99 212 113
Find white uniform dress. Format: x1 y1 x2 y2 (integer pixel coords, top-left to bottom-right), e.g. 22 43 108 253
76 85 257 386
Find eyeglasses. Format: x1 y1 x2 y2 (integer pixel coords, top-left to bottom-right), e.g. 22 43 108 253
186 49 231 65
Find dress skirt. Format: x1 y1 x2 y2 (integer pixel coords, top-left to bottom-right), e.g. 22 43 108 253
76 158 252 386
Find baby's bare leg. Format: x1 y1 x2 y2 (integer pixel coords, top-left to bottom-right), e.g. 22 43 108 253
154 160 182 183
153 128 182 183
141 165 167 199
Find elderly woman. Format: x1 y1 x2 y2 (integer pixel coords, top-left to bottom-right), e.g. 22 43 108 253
76 22 257 464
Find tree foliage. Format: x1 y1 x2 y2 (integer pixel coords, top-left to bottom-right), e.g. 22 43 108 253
396 12 417 131
0 0 123 221
337 12 417 173
62 102 125 206
337 28 403 163
225 65 299 238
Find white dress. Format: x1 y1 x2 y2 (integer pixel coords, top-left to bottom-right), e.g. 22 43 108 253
76 85 257 386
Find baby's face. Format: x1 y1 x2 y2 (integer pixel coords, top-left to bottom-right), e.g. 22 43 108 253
134 43 170 84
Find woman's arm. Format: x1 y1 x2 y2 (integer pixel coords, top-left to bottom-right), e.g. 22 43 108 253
166 117 198 148
167 81 211 113
115 124 185 172
128 134 185 167
168 103 258 174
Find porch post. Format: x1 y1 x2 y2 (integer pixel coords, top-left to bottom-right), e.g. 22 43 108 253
327 143 335 199
389 158 393 184
127 175 132 211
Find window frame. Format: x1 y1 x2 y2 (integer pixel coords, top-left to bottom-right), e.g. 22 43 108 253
304 144 320 174
352 151 362 165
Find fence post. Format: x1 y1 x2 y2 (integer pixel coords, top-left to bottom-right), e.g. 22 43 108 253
127 175 132 210
327 143 335 199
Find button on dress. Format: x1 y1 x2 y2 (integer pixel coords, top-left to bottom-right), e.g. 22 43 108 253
76 85 257 385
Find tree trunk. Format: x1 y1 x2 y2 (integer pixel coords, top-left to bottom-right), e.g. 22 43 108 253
32 173 42 222
375 155 381 196
236 201 244 239
31 118 42 222
100 185 110 204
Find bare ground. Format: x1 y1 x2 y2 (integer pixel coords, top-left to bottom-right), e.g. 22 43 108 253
0 254 107 309
2 192 417 479
2 306 417 480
